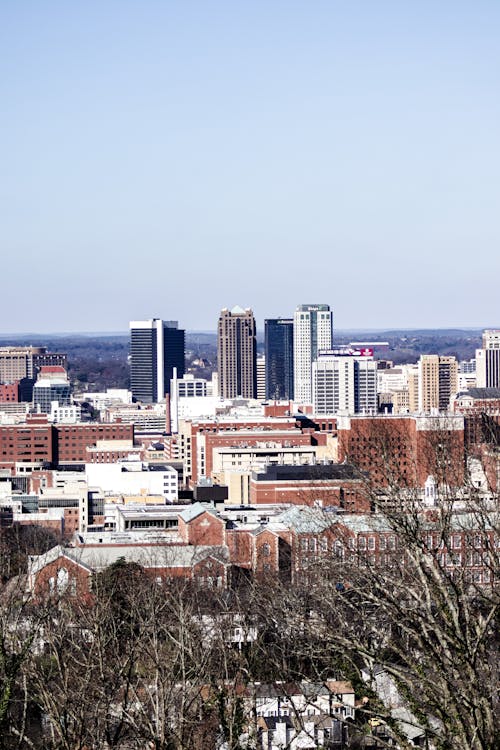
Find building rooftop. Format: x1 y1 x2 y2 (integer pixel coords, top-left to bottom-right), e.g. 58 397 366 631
179 501 219 523
29 543 230 574
252 463 361 482
459 388 500 399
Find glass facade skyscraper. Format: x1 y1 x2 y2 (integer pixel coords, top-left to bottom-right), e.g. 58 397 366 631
130 319 185 403
264 319 294 401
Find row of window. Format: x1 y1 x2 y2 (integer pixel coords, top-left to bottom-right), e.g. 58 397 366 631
300 535 398 553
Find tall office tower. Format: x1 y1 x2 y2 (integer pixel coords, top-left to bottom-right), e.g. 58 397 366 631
217 306 256 399
293 304 333 404
163 321 185 394
418 355 458 412
355 357 378 413
312 351 377 414
256 355 266 400
264 318 294 400
476 330 500 388
129 319 185 404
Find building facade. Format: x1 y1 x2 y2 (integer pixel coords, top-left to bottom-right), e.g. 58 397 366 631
264 318 294 401
293 305 332 404
130 319 185 403
418 355 458 412
0 346 66 384
476 330 500 388
33 367 71 414
312 351 377 415
217 307 257 399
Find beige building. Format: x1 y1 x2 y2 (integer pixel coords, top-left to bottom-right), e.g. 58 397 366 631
392 389 410 414
0 346 66 384
418 355 458 412
407 365 419 412
217 307 257 399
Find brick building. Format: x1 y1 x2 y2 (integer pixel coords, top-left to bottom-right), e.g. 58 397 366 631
249 463 369 511
0 417 53 468
0 417 134 470
178 416 334 487
28 543 230 599
278 506 496 587
54 423 134 465
452 388 500 449
27 501 497 597
337 414 465 489
0 382 19 402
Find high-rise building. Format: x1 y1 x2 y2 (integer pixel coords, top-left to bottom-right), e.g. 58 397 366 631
476 330 500 388
264 318 294 401
217 307 256 399
0 346 66 384
293 304 333 404
256 356 266 401
418 355 458 412
129 319 185 404
312 351 377 414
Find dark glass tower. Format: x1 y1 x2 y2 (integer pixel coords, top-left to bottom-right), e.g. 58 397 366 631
130 319 185 403
264 318 294 400
163 322 185 393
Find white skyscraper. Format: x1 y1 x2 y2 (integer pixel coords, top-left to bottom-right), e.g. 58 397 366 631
476 330 500 388
293 304 333 404
312 351 377 414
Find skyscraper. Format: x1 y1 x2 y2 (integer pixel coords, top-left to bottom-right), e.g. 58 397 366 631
476 330 500 388
312 351 377 414
293 304 333 404
217 307 256 399
129 319 185 403
418 355 458 412
264 318 294 400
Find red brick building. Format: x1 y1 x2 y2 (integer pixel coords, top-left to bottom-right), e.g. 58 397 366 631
178 505 226 546
29 543 230 599
452 389 500 449
0 382 19 402
249 463 369 511
337 414 465 489
179 416 334 486
0 417 53 468
54 423 134 464
0 417 134 470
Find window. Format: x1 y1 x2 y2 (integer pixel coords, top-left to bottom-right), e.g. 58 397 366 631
261 543 271 557
57 567 69 594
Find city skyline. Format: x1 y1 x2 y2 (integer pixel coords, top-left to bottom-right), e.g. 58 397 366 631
2 2 500 333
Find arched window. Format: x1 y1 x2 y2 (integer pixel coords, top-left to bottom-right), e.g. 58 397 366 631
57 567 69 593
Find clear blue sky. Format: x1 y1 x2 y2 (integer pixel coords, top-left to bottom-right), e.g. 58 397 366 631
2 1 499 333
